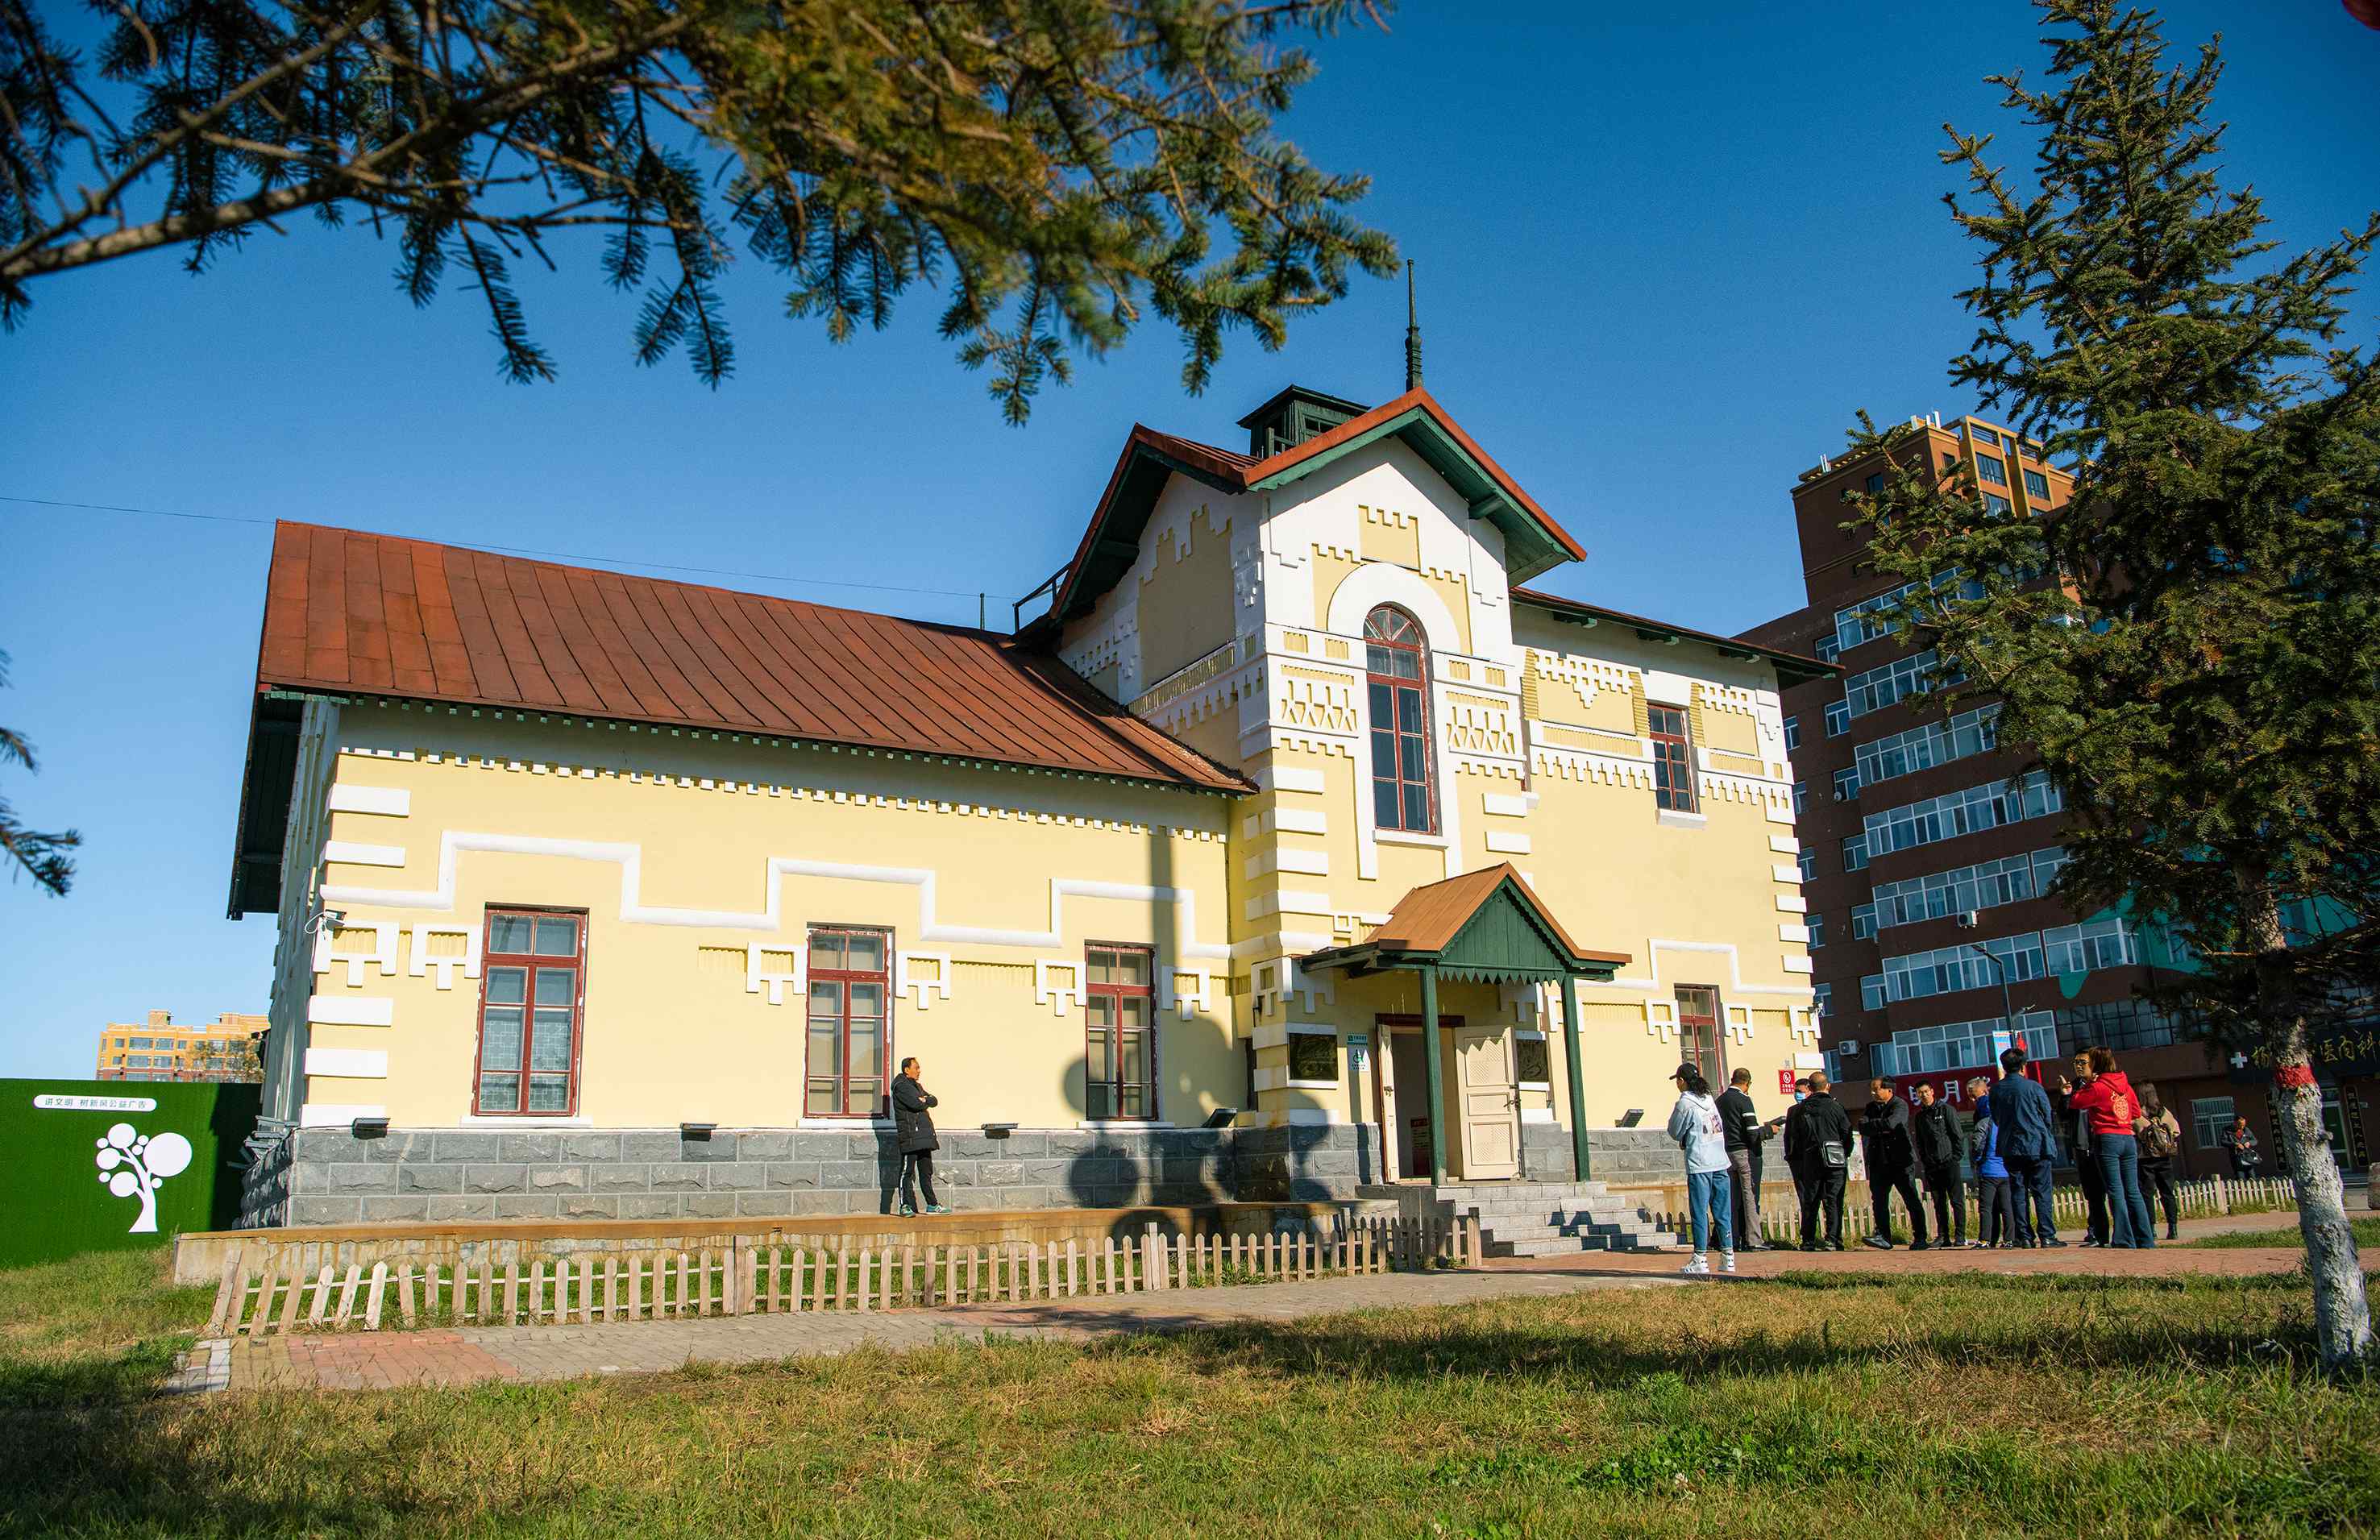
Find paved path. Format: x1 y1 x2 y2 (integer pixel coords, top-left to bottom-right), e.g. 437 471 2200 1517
186 1211 2328 1394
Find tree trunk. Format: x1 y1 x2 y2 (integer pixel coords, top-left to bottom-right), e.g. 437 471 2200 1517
2242 878 2374 1368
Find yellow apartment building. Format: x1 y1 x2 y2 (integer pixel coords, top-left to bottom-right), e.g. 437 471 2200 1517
95 1010 269 1082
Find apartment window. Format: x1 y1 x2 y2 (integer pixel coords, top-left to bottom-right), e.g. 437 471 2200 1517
1851 903 1877 941
806 925 891 1118
2032 846 2071 893
1842 834 1869 873
472 909 586 1115
1832 766 1860 803
2041 916 2137 977
1872 849 2046 930
1983 492 2013 517
1860 974 1888 1012
1648 704 1698 813
1863 770 2063 858
1676 986 1725 1080
1842 650 1941 720
1813 635 1841 665
1975 453 2008 487
2023 468 2051 500
1783 715 1801 751
1364 605 1435 833
1864 472 1885 494
1798 847 1818 883
1825 699 1850 737
1855 704 2000 788
1813 982 1834 1017
1086 943 1157 1119
1806 912 1827 950
1883 932 2046 1004
1792 779 1808 815
2191 1096 2237 1152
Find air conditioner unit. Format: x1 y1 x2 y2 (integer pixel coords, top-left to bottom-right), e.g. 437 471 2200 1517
1837 1040 1862 1056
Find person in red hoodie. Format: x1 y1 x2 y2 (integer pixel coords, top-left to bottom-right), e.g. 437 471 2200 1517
2066 1045 2158 1248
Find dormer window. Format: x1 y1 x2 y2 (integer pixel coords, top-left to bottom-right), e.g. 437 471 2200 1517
1365 605 1437 833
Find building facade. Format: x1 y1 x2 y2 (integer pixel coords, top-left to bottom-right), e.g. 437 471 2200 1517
1742 413 2376 1178
94 1010 268 1082
229 383 1829 1228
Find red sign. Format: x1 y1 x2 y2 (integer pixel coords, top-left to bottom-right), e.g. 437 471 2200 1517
1888 1062 2047 1108
1779 1069 1798 1094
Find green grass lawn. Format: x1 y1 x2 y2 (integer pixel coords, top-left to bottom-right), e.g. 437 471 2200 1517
4 1251 2378 1537
2178 1218 2380 1250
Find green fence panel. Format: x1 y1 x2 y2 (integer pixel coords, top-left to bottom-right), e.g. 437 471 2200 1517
0 1079 260 1269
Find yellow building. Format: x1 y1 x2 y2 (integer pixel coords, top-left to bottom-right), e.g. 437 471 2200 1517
226 382 1829 1228
95 1010 268 1082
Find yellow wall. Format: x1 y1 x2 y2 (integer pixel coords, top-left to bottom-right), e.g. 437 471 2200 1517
1135 505 1235 683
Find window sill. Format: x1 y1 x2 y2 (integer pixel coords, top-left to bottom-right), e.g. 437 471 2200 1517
1077 1119 1175 1131
1656 809 1708 829
798 1117 894 1131
1286 1079 1341 1091
1374 828 1451 849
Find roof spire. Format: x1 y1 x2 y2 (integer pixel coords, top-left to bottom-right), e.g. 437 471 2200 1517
1403 259 1423 392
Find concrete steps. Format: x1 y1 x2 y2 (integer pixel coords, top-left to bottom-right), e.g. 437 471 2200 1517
1394 1181 1687 1256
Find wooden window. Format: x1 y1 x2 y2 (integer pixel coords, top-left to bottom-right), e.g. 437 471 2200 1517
1086 943 1157 1120
806 926 891 1118
1648 704 1698 813
1364 605 1436 832
1287 1029 1340 1085
471 909 587 1115
1676 986 1725 1081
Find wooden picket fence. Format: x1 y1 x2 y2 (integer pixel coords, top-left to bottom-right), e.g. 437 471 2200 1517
205 1213 1478 1340
1670 1173 2301 1246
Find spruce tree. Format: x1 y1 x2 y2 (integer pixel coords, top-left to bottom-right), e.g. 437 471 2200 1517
0 648 77 896
1846 0 2378 1365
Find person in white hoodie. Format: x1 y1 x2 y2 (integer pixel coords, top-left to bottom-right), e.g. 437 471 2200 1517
1667 1062 1734 1275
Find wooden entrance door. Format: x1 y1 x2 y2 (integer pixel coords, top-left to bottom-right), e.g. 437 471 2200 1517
1456 1026 1519 1180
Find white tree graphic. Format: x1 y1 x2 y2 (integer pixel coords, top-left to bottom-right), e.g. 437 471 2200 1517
93 1123 193 1234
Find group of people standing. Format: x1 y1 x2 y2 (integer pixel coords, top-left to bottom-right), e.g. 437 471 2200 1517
1667 1041 2187 1272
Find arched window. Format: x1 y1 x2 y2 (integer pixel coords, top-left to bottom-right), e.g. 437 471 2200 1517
1364 604 1436 832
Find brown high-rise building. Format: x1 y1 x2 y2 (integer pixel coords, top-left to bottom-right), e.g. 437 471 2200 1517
1742 413 2374 1181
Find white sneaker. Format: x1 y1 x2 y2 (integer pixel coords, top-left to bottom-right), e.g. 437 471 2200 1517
1721 1252 1737 1273
1680 1254 1710 1276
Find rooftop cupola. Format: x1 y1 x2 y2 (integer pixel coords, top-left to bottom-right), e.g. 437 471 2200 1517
1236 384 1368 459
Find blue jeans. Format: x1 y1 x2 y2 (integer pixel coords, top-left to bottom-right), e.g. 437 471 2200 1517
2095 1133 2157 1247
2006 1153 2058 1243
1687 1168 1735 1254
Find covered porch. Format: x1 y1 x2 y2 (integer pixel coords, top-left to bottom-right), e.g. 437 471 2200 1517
1301 864 1628 1185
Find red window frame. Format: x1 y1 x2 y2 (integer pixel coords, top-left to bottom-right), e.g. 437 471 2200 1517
1085 942 1157 1122
805 924 893 1119
469 907 589 1117
1647 704 1698 813
1364 604 1438 834
1676 985 1726 1081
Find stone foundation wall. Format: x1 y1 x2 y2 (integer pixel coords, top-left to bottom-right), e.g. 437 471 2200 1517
272 1123 1384 1227
238 1127 296 1230
1513 1124 1689 1188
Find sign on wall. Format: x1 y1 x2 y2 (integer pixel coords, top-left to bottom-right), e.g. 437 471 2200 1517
0 1080 260 1269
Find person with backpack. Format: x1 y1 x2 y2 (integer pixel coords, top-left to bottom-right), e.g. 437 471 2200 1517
1911 1081 1971 1248
2135 1087 2184 1241
1666 1063 1734 1276
1784 1070 1854 1251
1967 1075 2015 1247
2066 1045 2158 1248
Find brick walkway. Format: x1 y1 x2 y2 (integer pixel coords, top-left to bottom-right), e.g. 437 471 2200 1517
192 1211 2324 1395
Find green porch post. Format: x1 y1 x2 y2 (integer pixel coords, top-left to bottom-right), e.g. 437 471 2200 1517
1559 973 1591 1181
1419 965 1448 1185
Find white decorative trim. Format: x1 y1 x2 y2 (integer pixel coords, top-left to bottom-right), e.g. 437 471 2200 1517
896 951 953 1011
1251 1065 1288 1092
1655 810 1707 829
306 995 393 1027
313 920 399 986
299 1102 385 1128
1766 803 1796 825
323 841 407 868
1245 847 1330 878
1252 957 1334 1017
1501 981 1547 1027
303 1046 388 1079
1790 1009 1821 1047
1783 955 1815 975
1724 1004 1755 1045
1076 1119 1177 1131
1483 829 1532 855
1245 888 1333 920
1779 924 1812 944
1775 895 1808 914
1256 766 1327 795
1580 938 1819 1001
746 944 807 1006
1033 959 1085 1015
327 784 411 817
1772 864 1803 884
322 837 1232 960
1168 969 1212 1019
1281 1108 1347 1126
1241 807 1331 838
406 924 482 989
1520 1107 1557 1123
1644 999 1678 1043
1768 836 1801 855
1481 791 1538 818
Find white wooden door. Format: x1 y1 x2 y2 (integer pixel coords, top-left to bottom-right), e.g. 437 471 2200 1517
1455 1027 1519 1180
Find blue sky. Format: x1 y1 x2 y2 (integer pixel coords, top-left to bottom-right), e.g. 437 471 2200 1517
3 1 2375 1073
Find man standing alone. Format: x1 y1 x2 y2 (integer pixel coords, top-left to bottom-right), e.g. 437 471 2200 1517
892 1056 949 1216
1986 1047 2064 1247
1784 1071 1853 1251
1911 1081 1971 1247
1859 1079 1929 1250
1717 1068 1776 1252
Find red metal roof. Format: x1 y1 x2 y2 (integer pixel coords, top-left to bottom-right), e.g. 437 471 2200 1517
251 521 1252 794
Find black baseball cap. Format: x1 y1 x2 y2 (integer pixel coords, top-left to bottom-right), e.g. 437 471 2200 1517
1672 1062 1697 1081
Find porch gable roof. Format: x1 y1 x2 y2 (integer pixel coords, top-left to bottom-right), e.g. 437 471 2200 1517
1302 864 1629 982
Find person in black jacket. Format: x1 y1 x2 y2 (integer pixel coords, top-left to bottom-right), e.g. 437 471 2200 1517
1716 1068 1779 1252
891 1057 949 1216
1859 1079 1929 1250
1910 1081 1971 1247
1783 1071 1854 1251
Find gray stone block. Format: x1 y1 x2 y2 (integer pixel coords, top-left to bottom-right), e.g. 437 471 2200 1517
978 1161 1024 1188
289 1195 362 1225
528 1165 588 1193
360 1131 435 1163
821 1159 888 1189
498 1133 562 1163
361 1196 433 1222
766 1162 823 1189
683 1193 737 1219
588 1164 650 1193
434 1131 505 1162
294 1131 368 1163
559 1133 624 1162
327 1163 399 1193
708 1164 765 1192
735 1192 794 1218
427 1196 501 1222
398 1164 463 1194
939 1133 1003 1159
796 1132 866 1160
647 1164 706 1192
735 1132 794 1162
494 1196 560 1218
620 1132 687 1162
618 1194 682 1219
464 1164 529 1194
679 1135 739 1163
287 1160 334 1195
1021 1160 1074 1188
1044 1130 1100 1158
985 1131 1048 1159
787 1190 858 1215
558 1194 619 1219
